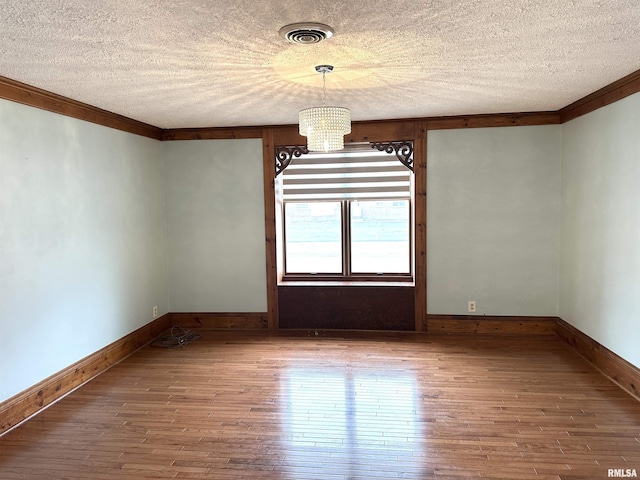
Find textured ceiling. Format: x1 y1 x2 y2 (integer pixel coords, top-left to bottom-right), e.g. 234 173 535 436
1 0 640 129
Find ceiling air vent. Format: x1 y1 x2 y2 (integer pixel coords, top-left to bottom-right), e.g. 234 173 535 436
279 22 334 44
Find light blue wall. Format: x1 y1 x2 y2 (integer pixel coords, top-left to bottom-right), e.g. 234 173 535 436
560 92 640 367
2 89 639 405
0 99 169 402
427 125 562 316
162 139 267 312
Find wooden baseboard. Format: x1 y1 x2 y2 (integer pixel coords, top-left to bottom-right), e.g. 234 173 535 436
427 315 558 335
4 312 635 437
0 314 172 436
170 312 268 330
556 319 640 401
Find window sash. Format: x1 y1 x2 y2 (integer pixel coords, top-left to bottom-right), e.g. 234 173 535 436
283 201 343 274
349 199 411 275
283 199 412 279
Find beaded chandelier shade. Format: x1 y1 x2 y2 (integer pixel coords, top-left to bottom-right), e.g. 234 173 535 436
299 65 351 152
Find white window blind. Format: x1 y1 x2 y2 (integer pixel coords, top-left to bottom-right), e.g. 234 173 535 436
282 148 412 201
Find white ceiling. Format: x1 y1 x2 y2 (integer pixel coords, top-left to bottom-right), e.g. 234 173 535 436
1 1 639 129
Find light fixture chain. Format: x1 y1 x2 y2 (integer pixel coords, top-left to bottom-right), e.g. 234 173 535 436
322 71 327 106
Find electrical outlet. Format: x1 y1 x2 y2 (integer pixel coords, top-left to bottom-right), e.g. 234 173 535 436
468 301 476 313
153 306 158 318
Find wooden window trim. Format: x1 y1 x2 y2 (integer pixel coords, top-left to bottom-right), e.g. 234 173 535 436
265 120 426 331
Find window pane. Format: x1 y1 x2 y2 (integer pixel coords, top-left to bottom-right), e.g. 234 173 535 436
350 200 410 274
285 202 342 273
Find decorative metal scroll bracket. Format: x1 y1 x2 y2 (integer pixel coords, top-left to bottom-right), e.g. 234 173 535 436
371 141 414 172
275 145 309 176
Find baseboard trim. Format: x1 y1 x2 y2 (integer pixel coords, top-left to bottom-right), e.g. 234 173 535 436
4 313 636 436
556 319 640 401
0 314 172 436
170 312 268 330
427 315 558 335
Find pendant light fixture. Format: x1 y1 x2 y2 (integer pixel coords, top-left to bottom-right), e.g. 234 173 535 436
299 65 351 152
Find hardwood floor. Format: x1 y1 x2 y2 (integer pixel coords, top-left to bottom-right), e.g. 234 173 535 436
1 331 639 479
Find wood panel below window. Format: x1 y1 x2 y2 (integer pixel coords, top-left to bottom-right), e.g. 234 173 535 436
278 285 414 330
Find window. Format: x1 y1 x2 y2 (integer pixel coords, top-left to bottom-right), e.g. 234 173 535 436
350 199 410 274
280 145 413 280
284 201 342 273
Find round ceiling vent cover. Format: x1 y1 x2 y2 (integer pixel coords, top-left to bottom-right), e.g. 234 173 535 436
279 22 335 44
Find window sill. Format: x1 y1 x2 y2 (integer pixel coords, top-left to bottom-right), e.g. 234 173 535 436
278 280 415 287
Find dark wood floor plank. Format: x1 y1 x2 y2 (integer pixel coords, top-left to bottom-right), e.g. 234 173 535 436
0 331 639 479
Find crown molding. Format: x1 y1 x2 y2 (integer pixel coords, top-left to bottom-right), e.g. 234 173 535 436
2 67 640 140
426 111 561 130
0 75 162 140
559 68 640 123
161 126 264 141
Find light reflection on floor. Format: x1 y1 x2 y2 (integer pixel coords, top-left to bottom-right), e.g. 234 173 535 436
281 367 423 478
